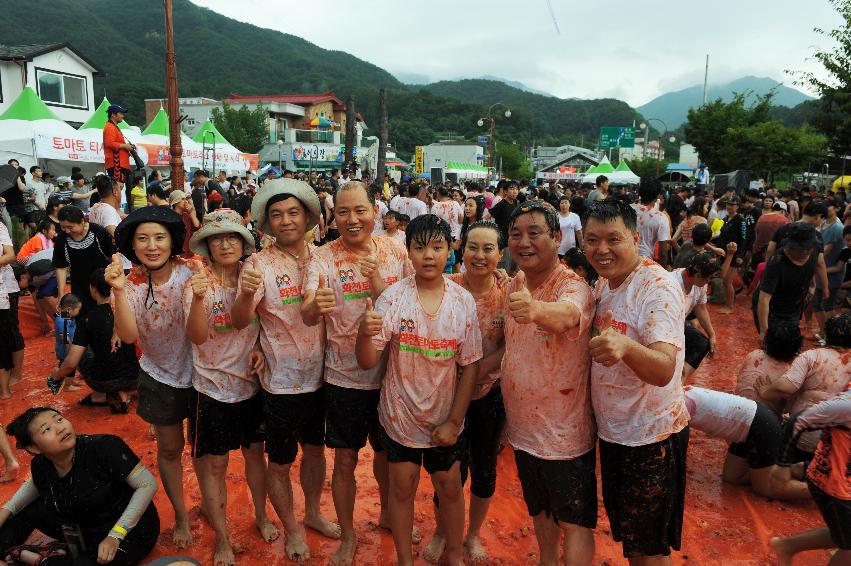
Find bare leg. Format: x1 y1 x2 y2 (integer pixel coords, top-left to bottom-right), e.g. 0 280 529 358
721 453 751 485
330 448 359 566
196 454 235 566
560 522 594 565
770 528 835 566
431 463 465 566
154 423 193 548
0 430 19 482
267 461 310 562
0 369 10 399
375 450 420 542
750 466 810 501
464 494 492 563
9 349 23 385
532 513 561 566
241 442 279 543
388 461 421 566
682 363 696 383
720 269 735 314
300 443 340 538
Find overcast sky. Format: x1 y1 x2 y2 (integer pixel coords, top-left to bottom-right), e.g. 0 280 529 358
191 0 841 107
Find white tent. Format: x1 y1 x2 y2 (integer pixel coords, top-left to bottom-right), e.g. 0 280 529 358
0 87 79 168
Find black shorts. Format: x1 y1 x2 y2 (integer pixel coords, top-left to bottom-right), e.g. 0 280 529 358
812 287 840 313
514 448 597 528
683 321 710 370
264 388 326 465
809 481 851 549
136 369 192 426
728 402 781 469
0 309 15 370
189 391 264 458
324 382 383 452
466 385 506 499
379 425 465 474
600 427 690 558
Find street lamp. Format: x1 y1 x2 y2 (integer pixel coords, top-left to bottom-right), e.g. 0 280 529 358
639 118 676 176
477 103 512 173
276 139 284 173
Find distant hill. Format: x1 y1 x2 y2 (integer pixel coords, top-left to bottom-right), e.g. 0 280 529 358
637 76 814 129
477 76 556 98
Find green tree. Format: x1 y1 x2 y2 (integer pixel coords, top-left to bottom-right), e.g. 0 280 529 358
496 143 532 179
211 102 269 154
789 0 851 155
625 157 670 178
724 122 826 179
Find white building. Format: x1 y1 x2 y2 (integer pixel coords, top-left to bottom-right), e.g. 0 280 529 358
678 144 700 168
0 43 104 126
422 141 485 172
618 136 664 161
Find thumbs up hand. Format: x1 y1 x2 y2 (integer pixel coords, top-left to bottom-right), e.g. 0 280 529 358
314 274 337 315
588 310 629 367
359 297 383 337
104 253 127 291
508 271 537 324
189 260 209 299
240 258 262 297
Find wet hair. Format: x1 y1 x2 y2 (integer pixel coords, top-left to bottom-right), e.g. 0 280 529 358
564 248 597 285
334 180 374 205
825 314 851 348
398 213 410 225
638 177 661 204
37 218 55 234
406 214 451 250
57 205 85 224
59 293 81 310
691 223 712 246
231 194 253 219
582 198 637 232
595 175 608 187
90 268 111 298
462 220 504 251
685 251 722 278
507 199 559 234
804 202 827 219
6 407 60 449
762 322 803 362
94 174 114 199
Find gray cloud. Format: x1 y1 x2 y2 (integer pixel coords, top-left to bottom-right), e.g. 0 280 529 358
190 0 842 106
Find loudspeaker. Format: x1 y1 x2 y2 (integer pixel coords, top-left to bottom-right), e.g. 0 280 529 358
431 167 443 185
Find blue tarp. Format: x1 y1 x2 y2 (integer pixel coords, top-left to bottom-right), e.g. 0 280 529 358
667 163 695 172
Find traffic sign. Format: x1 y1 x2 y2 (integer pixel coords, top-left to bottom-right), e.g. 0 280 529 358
599 127 636 149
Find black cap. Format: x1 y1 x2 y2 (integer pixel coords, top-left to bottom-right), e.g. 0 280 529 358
781 223 818 250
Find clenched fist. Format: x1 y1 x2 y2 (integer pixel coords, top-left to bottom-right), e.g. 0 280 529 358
104 254 126 291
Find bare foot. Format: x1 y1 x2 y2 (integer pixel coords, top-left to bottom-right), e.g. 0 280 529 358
65 383 82 392
304 514 341 539
0 461 19 483
329 536 356 566
255 519 280 543
172 519 193 549
284 529 311 563
0 392 11 400
719 307 733 315
213 541 236 566
423 533 446 564
769 537 794 566
464 535 487 563
375 516 421 543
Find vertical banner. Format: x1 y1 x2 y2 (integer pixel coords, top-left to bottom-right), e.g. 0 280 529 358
414 146 424 174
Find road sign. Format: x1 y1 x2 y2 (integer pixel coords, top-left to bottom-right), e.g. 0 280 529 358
599 127 636 149
477 136 489 145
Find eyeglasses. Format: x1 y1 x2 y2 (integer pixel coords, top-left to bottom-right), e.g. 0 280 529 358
208 234 241 247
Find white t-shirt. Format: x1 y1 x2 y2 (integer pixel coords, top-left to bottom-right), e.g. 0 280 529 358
389 195 428 220
373 275 482 448
372 200 388 236
0 224 16 310
592 259 689 446
182 273 261 403
27 179 48 209
431 200 464 240
671 268 707 315
304 236 413 390
242 246 325 395
88 202 131 270
125 261 194 388
557 212 582 255
631 203 671 259
684 386 756 444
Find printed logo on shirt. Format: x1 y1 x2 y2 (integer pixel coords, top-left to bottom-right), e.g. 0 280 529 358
275 274 302 304
533 325 554 340
341 275 399 301
212 300 234 331
492 314 505 330
399 320 458 358
592 315 628 336
338 268 356 283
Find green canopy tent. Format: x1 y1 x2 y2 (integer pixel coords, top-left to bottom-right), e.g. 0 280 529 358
193 120 232 146
79 98 134 131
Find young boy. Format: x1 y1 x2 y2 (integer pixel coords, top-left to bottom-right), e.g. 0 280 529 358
382 210 406 244
356 214 482 566
48 293 83 394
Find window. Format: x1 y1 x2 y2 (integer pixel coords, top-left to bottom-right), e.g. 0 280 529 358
36 69 87 108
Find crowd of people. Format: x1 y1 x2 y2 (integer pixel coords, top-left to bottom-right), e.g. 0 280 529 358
0 145 849 566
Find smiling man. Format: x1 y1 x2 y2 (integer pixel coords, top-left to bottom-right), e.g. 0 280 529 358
583 199 689 565
301 181 413 566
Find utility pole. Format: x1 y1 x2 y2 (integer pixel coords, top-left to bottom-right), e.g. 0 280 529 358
702 54 710 105
163 0 184 186
377 89 387 187
344 95 356 167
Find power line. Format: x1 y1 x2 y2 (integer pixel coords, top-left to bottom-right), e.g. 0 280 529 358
545 0 561 34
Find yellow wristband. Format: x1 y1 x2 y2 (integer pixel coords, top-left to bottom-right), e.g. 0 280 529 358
111 525 128 537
